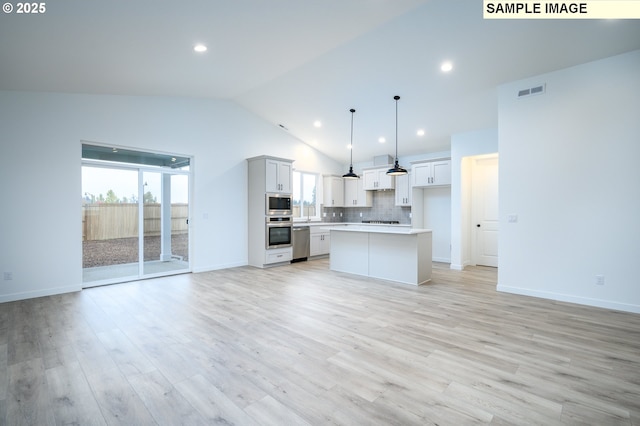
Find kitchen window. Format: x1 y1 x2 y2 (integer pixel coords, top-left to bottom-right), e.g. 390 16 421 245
292 171 319 221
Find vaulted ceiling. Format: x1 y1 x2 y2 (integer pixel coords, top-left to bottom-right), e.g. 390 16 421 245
1 0 639 163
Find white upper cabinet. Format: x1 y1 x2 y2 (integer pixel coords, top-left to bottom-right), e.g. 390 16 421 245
323 175 344 207
344 177 373 207
395 173 412 206
363 167 395 190
412 159 451 187
266 158 293 193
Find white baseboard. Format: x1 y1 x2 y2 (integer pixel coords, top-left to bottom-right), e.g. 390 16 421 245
449 263 464 271
432 257 451 263
497 284 640 314
192 260 247 274
0 284 81 304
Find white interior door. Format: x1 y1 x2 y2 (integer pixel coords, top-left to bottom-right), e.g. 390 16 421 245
472 155 499 267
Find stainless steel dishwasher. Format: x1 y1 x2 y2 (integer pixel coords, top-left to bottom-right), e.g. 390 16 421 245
292 226 310 262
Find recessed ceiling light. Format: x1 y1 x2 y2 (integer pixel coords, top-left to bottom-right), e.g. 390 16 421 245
194 44 207 53
313 120 322 128
346 144 352 149
441 61 453 72
378 137 386 143
417 129 425 136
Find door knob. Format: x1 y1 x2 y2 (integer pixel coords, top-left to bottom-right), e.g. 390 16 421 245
477 224 481 227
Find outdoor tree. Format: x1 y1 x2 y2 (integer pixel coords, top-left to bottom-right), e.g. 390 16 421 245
105 189 119 203
144 191 157 203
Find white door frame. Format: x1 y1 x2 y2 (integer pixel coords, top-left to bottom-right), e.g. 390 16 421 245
81 158 192 287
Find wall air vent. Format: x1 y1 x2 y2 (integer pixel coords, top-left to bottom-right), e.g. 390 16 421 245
518 83 546 99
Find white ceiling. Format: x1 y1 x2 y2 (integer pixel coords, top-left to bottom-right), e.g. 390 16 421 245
1 0 639 164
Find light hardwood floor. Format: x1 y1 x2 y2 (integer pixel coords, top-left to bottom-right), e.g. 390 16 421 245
1 259 639 425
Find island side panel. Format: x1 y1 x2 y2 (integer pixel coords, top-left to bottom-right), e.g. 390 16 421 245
369 233 421 285
330 230 369 276
417 231 432 284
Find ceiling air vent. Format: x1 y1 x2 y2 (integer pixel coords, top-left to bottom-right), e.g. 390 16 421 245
518 83 546 99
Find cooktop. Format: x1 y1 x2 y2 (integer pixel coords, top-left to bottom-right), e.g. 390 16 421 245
361 220 400 224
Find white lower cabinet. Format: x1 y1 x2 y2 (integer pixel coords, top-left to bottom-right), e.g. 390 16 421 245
310 229 331 257
265 247 292 265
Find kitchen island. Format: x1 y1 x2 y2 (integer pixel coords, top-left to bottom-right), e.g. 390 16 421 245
329 225 432 285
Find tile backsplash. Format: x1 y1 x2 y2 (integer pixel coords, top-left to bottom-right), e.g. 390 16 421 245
322 190 411 224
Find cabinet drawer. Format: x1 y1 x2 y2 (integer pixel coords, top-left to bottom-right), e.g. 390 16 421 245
265 248 292 264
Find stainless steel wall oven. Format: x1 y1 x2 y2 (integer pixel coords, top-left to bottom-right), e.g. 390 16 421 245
265 216 293 249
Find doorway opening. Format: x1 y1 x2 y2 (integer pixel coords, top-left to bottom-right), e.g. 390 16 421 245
81 143 191 287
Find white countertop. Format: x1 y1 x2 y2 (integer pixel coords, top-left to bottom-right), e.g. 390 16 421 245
292 221 432 234
293 221 411 228
293 220 411 228
292 221 339 227
328 224 431 235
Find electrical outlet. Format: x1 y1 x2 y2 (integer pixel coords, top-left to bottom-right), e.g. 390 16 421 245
359 212 362 217
595 275 605 285
3 272 12 281
508 214 518 223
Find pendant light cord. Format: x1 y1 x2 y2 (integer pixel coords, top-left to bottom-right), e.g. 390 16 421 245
350 108 355 168
394 95 400 163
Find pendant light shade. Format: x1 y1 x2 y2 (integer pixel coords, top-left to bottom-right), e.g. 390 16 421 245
387 95 408 176
342 108 359 179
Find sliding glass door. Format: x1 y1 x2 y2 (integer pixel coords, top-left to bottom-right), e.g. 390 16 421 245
81 145 190 287
82 166 141 284
141 171 189 277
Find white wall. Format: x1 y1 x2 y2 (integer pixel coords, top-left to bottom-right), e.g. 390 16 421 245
421 186 451 263
0 91 342 302
450 128 499 270
498 50 640 313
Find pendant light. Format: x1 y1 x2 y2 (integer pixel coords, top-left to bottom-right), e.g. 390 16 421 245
342 108 359 179
387 95 408 176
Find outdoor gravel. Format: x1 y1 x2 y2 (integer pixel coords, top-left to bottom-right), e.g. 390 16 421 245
83 234 188 268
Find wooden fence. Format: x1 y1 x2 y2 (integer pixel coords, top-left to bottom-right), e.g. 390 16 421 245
82 203 188 241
